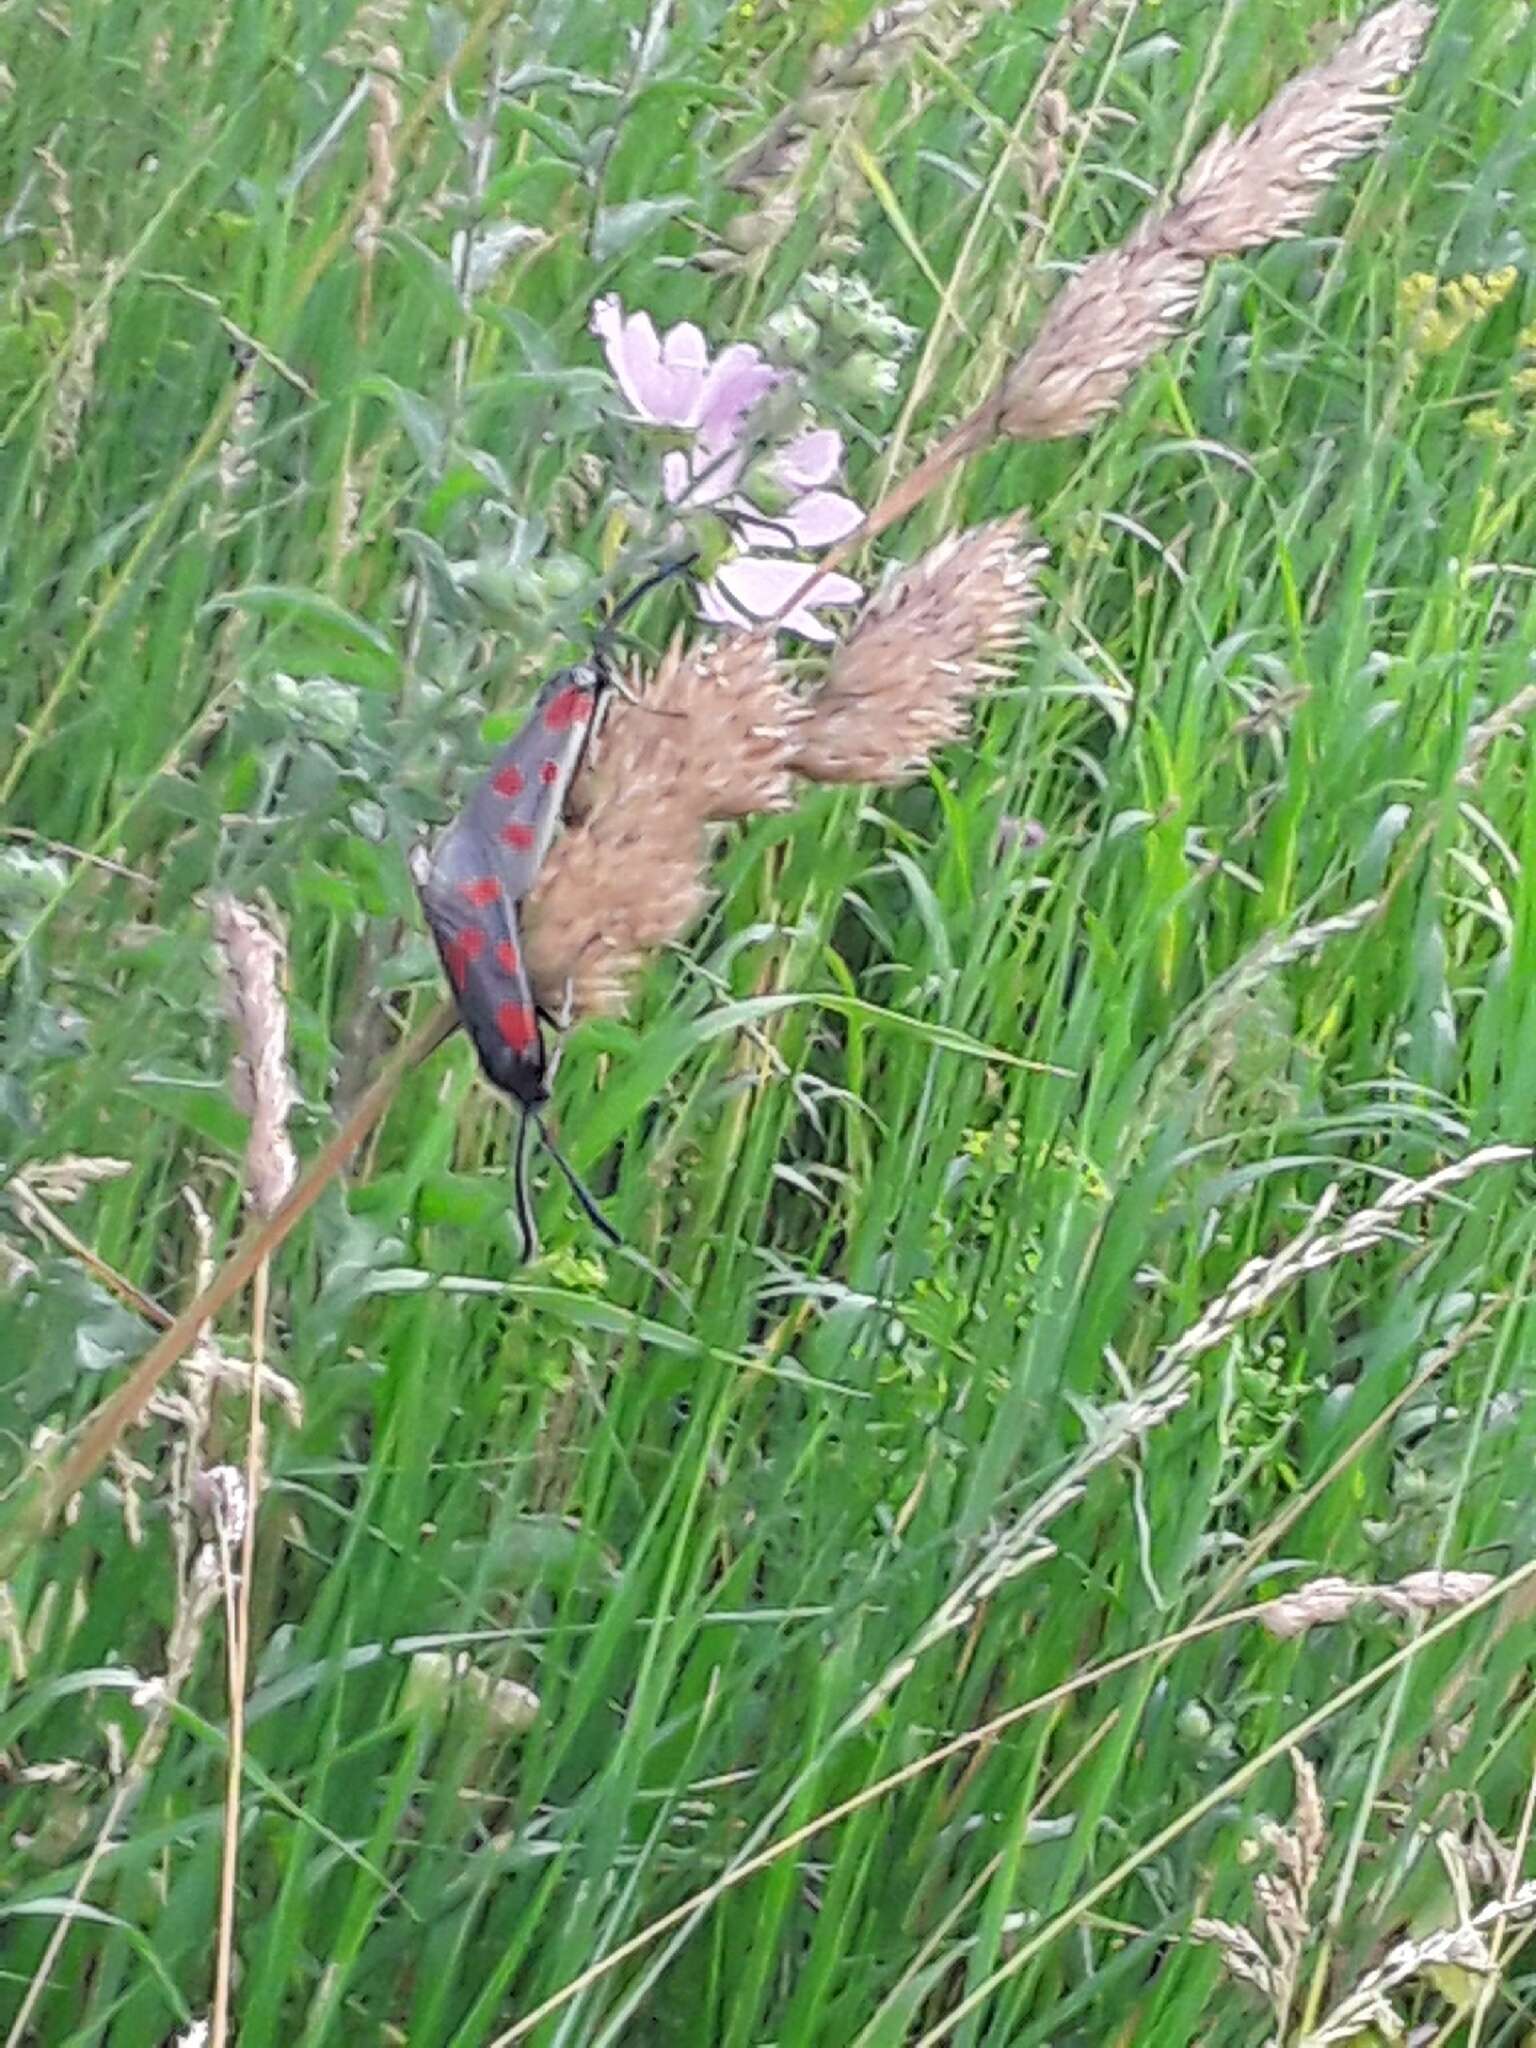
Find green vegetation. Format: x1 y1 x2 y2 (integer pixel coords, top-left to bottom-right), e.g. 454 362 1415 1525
3 2 1535 2042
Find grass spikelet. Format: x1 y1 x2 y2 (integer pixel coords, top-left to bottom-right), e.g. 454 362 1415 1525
358 45 403 261
1296 1882 1536 2047
998 0 1432 442
794 517 1044 785
1173 1 1433 255
209 896 298 1219
998 228 1207 443
713 3 930 263
1193 1748 1326 2028
1257 1568 1500 1639
524 635 803 1018
1161 1145 1528 1376
1458 680 1536 785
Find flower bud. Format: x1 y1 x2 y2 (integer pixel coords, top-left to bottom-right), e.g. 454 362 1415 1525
763 303 820 366
459 556 545 615
800 270 838 320
539 552 587 601
836 349 900 405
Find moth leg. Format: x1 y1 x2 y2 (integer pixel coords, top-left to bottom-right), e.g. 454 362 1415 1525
511 1110 539 1263
534 1113 621 1247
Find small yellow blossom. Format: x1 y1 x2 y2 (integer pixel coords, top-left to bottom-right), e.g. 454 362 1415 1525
1399 266 1520 355
1465 406 1515 444
1513 366 1536 400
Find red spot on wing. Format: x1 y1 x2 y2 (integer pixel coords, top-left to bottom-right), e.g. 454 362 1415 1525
544 686 592 733
496 1001 538 1053
500 821 536 851
445 927 486 989
495 940 520 973
492 763 525 799
461 877 500 908
539 758 561 785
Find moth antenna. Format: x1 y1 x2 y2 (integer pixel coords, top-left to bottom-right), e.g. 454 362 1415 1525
601 553 699 637
589 554 699 721
533 1113 622 1246
511 1110 540 1263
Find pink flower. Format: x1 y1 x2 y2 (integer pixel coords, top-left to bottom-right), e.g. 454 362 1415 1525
660 438 748 509
774 427 843 492
591 295 865 640
698 559 863 644
735 487 863 551
703 434 863 637
591 296 781 443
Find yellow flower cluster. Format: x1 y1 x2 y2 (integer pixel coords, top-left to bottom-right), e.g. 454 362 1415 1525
1465 406 1515 444
1515 323 1536 401
1397 268 1535 449
1397 266 1518 354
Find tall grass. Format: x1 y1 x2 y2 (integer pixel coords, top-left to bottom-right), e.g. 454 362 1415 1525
3 2 1536 2043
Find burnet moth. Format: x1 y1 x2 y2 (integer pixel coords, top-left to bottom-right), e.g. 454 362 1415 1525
412 564 689 1259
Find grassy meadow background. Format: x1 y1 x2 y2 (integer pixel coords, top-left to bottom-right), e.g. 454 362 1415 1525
4 0 1536 2040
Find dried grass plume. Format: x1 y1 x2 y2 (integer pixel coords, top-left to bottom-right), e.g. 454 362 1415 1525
1194 1748 1326 2023
1256 1567 1498 1640
794 516 1044 785
210 896 298 1218
524 634 804 1018
998 0 1433 441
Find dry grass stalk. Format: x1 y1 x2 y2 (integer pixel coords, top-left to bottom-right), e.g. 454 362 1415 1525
2 1540 224 2048
1194 1748 1326 2026
718 0 1130 265
524 634 804 1017
1258 1568 1500 1641
23 1007 455 1551
358 45 403 261
209 895 298 1219
6 1168 304 1426
180 1344 304 1427
215 355 263 507
793 517 1044 785
1457 681 1536 787
715 3 931 261
1159 1145 1529 1378
8 1154 130 1203
974 1144 1528 1733
207 895 297 2048
1296 1881 1536 2047
997 2 1432 443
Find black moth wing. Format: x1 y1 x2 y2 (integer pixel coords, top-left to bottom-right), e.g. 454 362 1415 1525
413 839 548 1107
415 655 611 1106
448 658 610 903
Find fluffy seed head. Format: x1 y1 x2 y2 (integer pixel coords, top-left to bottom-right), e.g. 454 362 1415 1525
1173 1 1432 255
997 225 1205 442
998 0 1432 442
525 634 803 1018
793 515 1044 785
209 895 298 1218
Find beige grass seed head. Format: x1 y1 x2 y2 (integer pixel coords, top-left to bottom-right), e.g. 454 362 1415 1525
209 895 298 1219
524 633 804 1019
794 515 1044 785
998 0 1433 442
